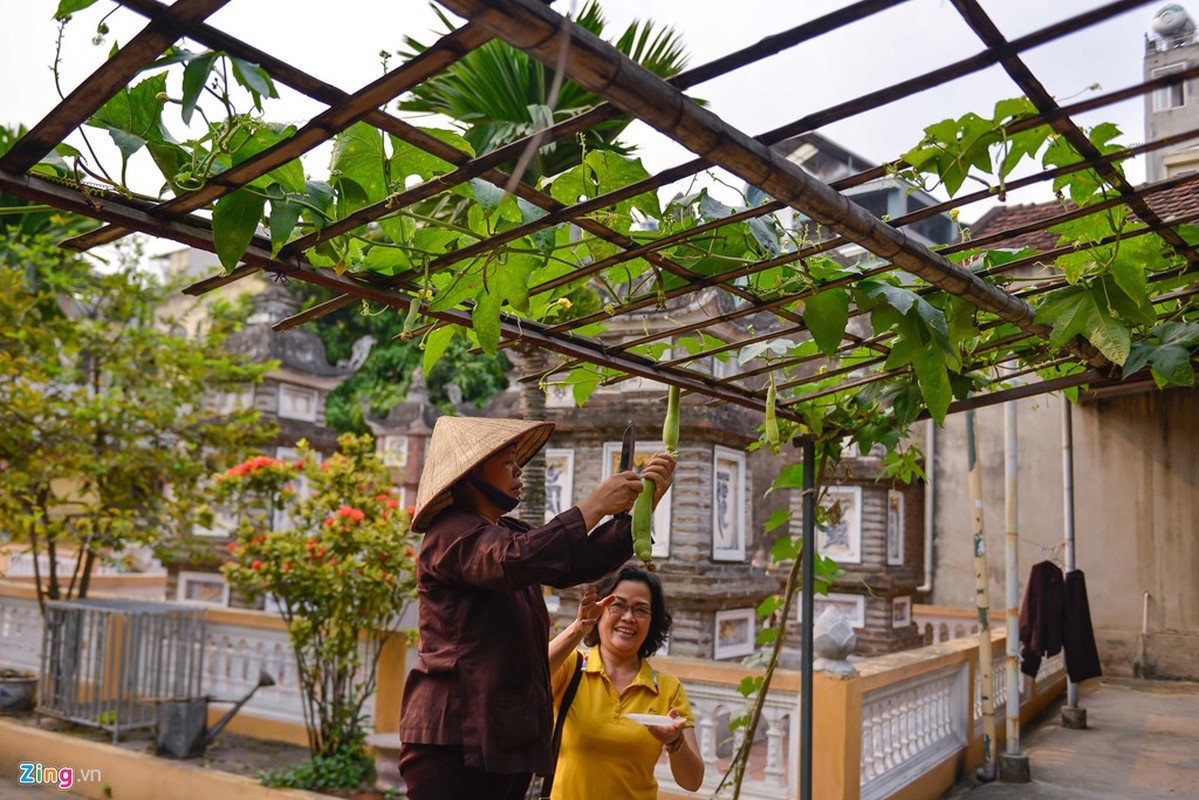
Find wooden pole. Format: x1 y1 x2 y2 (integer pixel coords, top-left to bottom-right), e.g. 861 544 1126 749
966 409 998 781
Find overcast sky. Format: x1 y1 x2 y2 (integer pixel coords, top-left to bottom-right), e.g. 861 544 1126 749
2 0 1168 228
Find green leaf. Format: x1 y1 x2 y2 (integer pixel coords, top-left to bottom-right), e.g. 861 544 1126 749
181 53 217 125
911 341 952 424
804 288 849 357
389 128 473 183
422 325 456 377
472 288 502 353
230 56 277 111
212 189 264 272
331 123 388 207
55 0 99 19
88 73 168 163
1148 344 1195 388
763 507 792 535
769 533 798 562
268 194 304 258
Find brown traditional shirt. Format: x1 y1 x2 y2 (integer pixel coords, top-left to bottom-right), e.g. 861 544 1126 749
399 505 632 774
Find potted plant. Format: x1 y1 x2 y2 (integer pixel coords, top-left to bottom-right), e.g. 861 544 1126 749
0 668 38 714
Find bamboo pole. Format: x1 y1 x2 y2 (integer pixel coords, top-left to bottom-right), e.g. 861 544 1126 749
998 401 1030 781
1004 402 1020 755
966 409 997 781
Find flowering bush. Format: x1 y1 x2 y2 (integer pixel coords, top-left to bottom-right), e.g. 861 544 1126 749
211 433 416 760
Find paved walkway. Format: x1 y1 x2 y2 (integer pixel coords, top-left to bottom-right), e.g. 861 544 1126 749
948 677 1199 799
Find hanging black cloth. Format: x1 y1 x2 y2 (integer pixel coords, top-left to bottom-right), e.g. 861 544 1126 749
1018 560 1102 682
1062 570 1102 683
1019 560 1065 678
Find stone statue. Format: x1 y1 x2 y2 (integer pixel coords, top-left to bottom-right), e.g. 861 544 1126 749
813 605 858 675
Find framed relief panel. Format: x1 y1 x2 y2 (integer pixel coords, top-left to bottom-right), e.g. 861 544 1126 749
893 595 913 628
713 608 755 659
380 435 410 468
544 448 575 523
818 485 862 565
712 446 746 562
886 489 905 566
178 571 230 607
602 441 671 558
797 592 866 629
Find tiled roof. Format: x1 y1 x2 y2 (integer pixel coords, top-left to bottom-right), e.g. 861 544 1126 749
968 182 1199 251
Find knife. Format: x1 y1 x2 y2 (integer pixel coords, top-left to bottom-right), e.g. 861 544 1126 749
615 422 635 519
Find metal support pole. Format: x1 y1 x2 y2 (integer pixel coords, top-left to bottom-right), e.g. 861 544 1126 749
800 435 815 800
1061 399 1087 728
999 402 1030 781
966 409 998 781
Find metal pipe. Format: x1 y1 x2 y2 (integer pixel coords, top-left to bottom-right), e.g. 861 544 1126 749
1062 400 1079 709
1142 592 1151 635
919 419 936 593
800 436 816 800
967 409 997 780
1004 402 1021 756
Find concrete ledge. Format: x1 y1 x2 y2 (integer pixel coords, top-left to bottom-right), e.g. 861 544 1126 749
0 718 327 800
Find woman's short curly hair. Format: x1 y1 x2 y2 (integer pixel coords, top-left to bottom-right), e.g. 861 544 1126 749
583 566 672 659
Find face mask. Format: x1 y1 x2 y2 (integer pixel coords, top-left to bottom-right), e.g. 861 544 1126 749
466 473 520 513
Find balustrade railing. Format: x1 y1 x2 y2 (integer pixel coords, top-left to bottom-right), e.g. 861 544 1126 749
860 662 969 800
1 584 1067 800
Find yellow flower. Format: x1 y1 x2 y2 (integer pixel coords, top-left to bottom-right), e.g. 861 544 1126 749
556 298 573 310
950 209 960 220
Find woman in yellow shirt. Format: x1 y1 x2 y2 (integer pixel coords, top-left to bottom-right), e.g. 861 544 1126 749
548 567 705 798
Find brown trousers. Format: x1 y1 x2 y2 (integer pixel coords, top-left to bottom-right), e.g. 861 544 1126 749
399 742 532 800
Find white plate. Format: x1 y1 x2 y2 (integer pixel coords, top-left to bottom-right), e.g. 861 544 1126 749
623 713 676 727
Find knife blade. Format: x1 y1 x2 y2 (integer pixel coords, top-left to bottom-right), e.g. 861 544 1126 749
618 422 636 473
615 422 635 520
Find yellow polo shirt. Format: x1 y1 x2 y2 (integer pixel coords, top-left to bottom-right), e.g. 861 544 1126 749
548 646 695 800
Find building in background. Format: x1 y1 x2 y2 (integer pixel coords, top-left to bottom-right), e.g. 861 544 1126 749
1144 3 1199 181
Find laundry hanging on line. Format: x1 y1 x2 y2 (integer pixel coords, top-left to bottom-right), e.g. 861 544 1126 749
1018 560 1102 684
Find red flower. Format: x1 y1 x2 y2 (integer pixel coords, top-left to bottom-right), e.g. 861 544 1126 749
250 560 262 570
336 505 365 522
406 506 416 516
324 517 336 528
328 558 339 566
405 546 415 557
282 562 292 571
306 539 318 548
385 500 399 510
294 461 306 470
226 541 238 553
376 494 389 503
379 554 389 563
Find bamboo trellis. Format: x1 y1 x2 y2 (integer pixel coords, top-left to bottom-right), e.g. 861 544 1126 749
1 0 1196 422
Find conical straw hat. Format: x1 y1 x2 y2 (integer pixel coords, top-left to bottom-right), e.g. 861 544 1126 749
411 416 556 532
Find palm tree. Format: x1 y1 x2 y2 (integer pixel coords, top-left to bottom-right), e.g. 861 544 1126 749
398 1 691 183
399 3 692 522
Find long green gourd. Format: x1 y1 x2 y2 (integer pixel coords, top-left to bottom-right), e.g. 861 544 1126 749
633 386 680 569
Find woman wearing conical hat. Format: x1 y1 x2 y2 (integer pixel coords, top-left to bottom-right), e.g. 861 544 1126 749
399 416 675 800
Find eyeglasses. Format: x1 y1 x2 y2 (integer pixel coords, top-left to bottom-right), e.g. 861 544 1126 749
607 599 652 620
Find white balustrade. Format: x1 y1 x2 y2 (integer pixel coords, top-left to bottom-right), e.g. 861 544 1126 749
201 620 377 728
0 593 42 672
658 679 798 800
860 662 969 800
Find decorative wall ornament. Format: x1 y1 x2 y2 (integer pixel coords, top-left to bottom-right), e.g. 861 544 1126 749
886 489 905 566
603 441 671 557
798 591 866 629
179 571 230 606
714 607 755 659
819 485 862 565
712 446 747 562
544 448 575 523
893 595 913 628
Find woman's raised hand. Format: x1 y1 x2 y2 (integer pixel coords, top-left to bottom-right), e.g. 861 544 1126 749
572 584 615 637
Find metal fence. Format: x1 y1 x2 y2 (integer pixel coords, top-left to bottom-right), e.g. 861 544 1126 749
39 598 206 742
